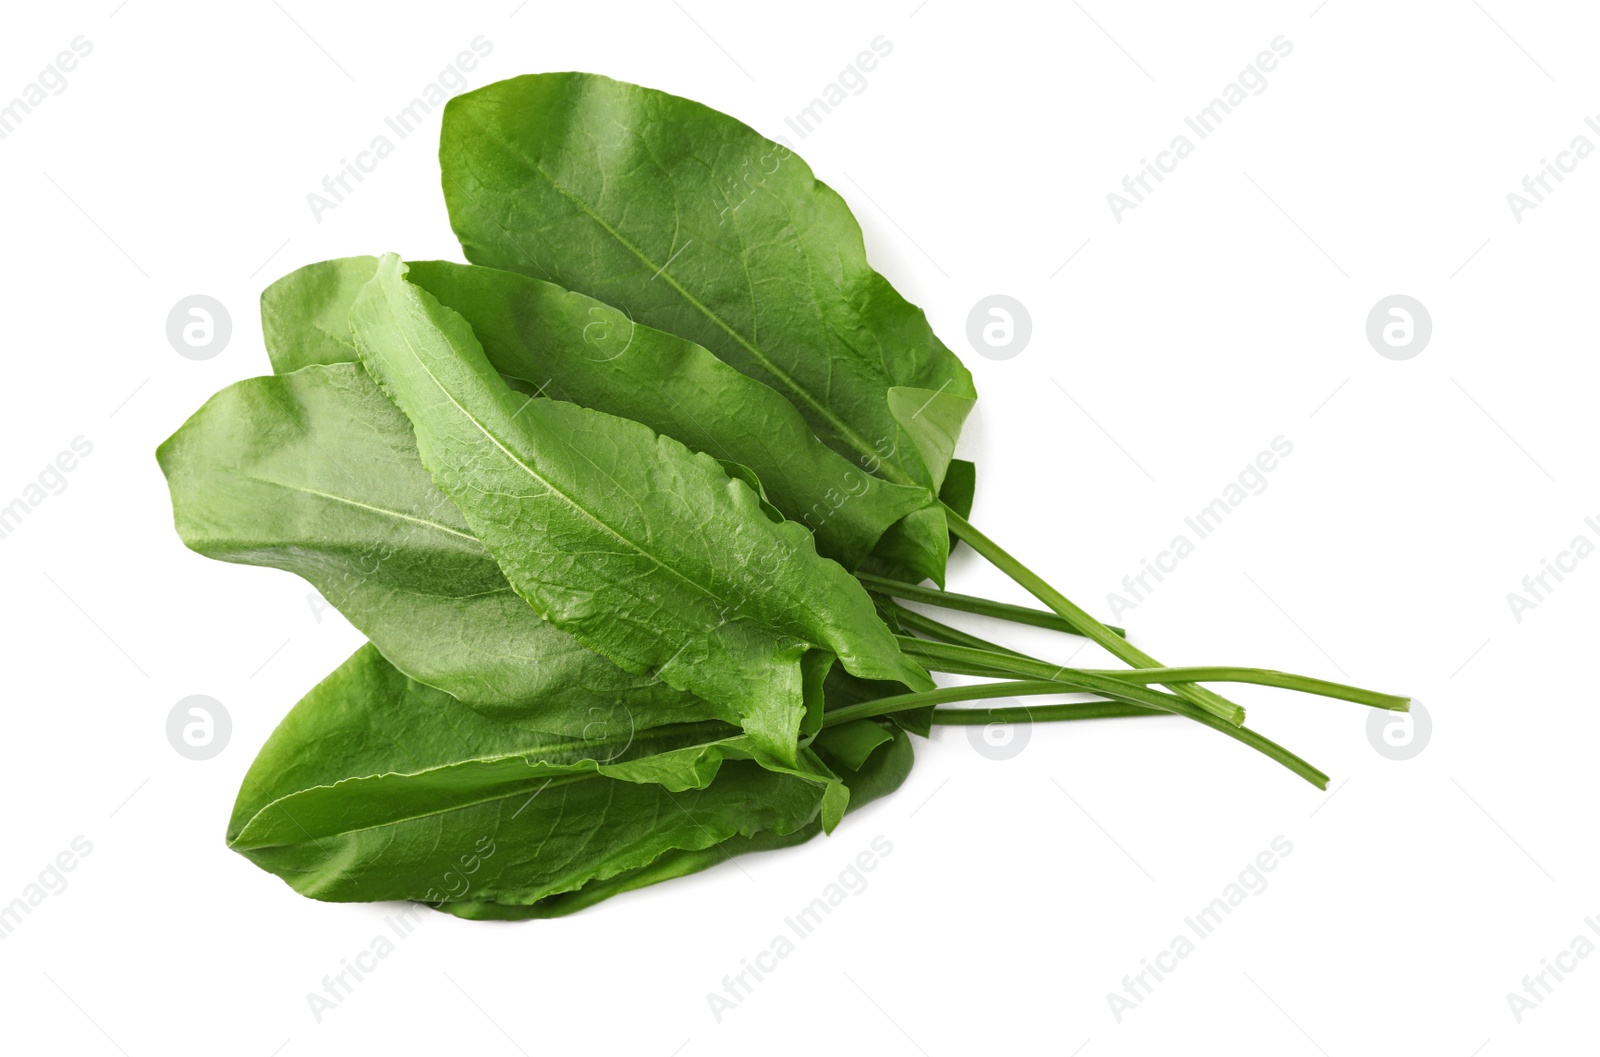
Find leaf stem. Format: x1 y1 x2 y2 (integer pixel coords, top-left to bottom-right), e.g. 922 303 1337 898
1144 699 1329 788
942 505 1246 726
897 638 1220 717
931 701 1156 723
1074 667 1410 711
878 598 1022 657
823 679 1090 726
858 571 1126 638
821 674 1328 788
896 638 1406 713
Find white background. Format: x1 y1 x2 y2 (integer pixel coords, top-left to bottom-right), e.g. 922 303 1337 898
2 1 1595 1053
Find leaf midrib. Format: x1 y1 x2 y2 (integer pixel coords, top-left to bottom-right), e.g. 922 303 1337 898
244 474 479 544
379 281 763 636
237 721 741 844
238 771 592 847
463 114 919 489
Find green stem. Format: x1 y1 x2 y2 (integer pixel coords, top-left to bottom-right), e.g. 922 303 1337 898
942 505 1246 726
823 679 1085 726
907 655 1038 680
857 571 1126 638
897 638 1407 713
822 671 1328 788
897 638 1220 718
1144 699 1329 788
931 701 1151 723
1076 667 1409 711
879 598 1022 657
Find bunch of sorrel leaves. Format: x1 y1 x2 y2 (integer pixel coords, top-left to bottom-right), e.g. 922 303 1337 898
159 73 1407 920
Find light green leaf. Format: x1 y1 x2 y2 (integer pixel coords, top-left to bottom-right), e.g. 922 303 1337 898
350 255 931 765
157 361 714 733
261 254 376 370
259 256 933 570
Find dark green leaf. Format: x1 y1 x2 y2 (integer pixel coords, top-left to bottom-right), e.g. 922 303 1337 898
228 644 907 913
940 458 978 521
437 722 912 920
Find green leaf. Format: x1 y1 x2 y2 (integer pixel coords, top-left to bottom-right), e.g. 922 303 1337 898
261 254 377 371
715 460 784 524
940 458 978 521
810 718 894 771
437 723 912 920
439 72 976 584
350 255 931 765
227 644 734 848
859 457 976 581
157 361 713 733
259 256 932 571
228 644 908 912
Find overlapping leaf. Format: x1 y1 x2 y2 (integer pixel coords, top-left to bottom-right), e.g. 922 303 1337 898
229 643 912 914
158 361 714 734
260 256 931 570
440 723 912 920
157 66 1388 925
440 72 976 584
350 255 932 764
164 70 989 922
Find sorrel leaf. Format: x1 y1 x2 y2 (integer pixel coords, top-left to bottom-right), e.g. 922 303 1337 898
260 256 931 571
438 723 912 920
158 363 721 732
439 72 976 583
228 644 909 912
159 355 927 740
350 255 932 764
